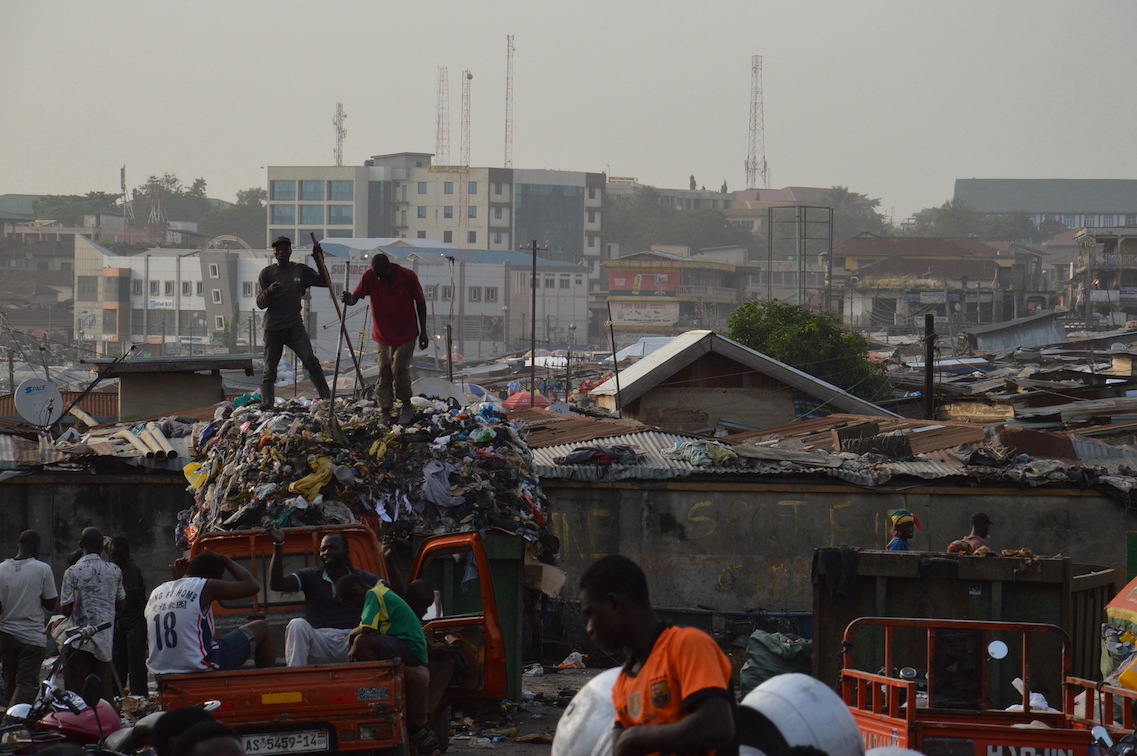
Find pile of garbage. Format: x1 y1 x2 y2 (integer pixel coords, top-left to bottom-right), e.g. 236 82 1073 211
179 396 550 549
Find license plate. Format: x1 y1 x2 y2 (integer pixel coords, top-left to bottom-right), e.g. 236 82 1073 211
242 729 330 753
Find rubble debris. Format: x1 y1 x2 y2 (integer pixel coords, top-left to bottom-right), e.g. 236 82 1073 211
178 396 550 549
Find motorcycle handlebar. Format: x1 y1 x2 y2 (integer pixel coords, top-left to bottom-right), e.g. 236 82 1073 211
63 621 114 645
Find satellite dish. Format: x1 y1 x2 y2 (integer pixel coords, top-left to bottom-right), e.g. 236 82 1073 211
15 378 64 427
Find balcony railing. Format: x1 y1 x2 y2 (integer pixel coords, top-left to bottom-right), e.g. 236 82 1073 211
677 285 737 300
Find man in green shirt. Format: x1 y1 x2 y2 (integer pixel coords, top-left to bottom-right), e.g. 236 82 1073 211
337 575 438 755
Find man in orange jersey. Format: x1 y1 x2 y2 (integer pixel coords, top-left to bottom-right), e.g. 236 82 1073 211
578 555 734 756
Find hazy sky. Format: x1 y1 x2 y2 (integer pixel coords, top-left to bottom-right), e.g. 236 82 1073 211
5 0 1135 221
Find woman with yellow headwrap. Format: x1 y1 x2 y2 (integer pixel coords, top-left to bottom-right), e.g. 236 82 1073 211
887 509 921 551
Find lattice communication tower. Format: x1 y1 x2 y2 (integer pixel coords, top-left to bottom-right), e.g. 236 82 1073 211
503 34 515 168
745 54 769 189
333 103 347 167
436 67 451 165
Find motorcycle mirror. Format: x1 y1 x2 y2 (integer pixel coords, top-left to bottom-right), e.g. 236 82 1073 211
80 673 103 710
1092 725 1114 748
5 703 31 720
987 640 1009 660
201 700 222 712
899 666 918 680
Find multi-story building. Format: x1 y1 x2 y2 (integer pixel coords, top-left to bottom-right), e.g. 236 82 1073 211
954 179 1137 229
1072 226 1137 327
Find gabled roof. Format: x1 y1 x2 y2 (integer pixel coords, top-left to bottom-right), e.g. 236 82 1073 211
954 179 1137 214
0 194 40 222
832 234 1002 259
589 330 897 417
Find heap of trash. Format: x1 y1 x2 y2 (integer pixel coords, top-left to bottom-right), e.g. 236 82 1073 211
179 396 550 550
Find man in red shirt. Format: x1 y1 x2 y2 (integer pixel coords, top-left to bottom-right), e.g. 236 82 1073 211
341 254 428 424
578 555 734 756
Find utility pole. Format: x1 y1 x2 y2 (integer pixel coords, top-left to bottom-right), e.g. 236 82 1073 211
924 313 936 420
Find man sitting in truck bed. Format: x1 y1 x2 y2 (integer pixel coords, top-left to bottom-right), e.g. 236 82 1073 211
337 573 440 755
145 552 276 675
267 527 378 666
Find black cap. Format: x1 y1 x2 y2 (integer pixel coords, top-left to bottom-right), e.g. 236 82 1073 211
971 512 993 526
271 236 292 249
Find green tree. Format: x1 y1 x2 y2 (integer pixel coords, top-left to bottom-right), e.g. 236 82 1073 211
605 186 757 252
720 180 728 194
33 192 121 225
131 172 212 224
912 198 985 237
728 300 890 401
823 186 890 243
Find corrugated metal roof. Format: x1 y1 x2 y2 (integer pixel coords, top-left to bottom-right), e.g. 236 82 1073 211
0 390 119 423
722 413 991 454
532 431 743 481
509 408 652 448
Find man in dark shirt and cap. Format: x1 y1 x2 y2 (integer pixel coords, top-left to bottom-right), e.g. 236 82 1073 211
255 236 331 406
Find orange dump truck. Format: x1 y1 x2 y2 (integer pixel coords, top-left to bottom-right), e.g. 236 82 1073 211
157 524 516 754
840 616 1137 755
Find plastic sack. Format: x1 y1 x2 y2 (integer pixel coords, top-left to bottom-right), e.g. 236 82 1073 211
551 667 619 756
739 630 813 698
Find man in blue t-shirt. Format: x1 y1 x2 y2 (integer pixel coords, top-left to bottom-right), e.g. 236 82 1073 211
267 528 377 666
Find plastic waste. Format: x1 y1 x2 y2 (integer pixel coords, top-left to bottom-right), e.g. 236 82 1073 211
557 651 588 669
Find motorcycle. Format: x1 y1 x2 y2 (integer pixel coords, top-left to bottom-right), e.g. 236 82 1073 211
1 621 124 754
1092 725 1137 756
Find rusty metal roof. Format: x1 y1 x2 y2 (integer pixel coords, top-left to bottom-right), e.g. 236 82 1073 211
721 413 992 454
509 408 654 448
0 390 119 424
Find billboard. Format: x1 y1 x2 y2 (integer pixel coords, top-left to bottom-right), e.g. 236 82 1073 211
612 301 680 326
608 270 679 297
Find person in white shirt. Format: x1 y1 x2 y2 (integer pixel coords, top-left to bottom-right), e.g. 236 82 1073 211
60 527 124 701
145 551 275 675
0 530 58 707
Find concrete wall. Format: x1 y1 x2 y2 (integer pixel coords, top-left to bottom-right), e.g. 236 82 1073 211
0 473 194 592
543 479 1133 613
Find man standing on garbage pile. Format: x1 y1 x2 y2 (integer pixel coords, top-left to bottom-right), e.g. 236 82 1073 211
577 554 734 756
106 535 147 696
145 552 276 675
886 509 919 551
0 530 58 709
337 573 441 755
961 512 993 552
59 527 124 701
267 527 378 666
341 252 428 425
256 236 332 406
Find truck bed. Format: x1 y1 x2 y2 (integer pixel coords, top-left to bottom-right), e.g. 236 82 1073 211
158 660 406 753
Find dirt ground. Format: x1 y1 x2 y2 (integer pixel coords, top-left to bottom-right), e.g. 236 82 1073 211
445 666 606 755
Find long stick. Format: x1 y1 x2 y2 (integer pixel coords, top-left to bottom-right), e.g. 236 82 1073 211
309 233 365 389
331 260 350 399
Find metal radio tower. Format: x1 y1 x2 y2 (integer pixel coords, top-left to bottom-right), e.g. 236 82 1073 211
744 54 769 190
503 34 515 168
461 70 472 167
436 67 451 165
333 103 347 166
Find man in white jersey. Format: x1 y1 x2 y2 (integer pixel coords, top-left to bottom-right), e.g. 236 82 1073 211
145 551 275 675
0 530 58 707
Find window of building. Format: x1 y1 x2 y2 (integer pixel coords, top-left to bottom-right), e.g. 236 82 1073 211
164 281 174 296
485 287 498 302
328 205 353 225
443 231 453 243
444 206 454 219
212 289 223 304
587 210 596 223
417 230 427 239
587 235 597 248
1063 215 1076 228
1084 215 1096 226
467 231 477 244
102 310 117 333
208 263 220 279
493 232 502 245
545 278 555 289
468 181 478 194
270 181 296 201
271 205 296 225
242 281 254 297
182 281 192 296
469 287 482 301
444 182 454 195
418 182 427 194
1127 214 1137 226
425 285 438 300
299 205 323 225
468 206 477 219
588 187 597 200
441 285 453 300
417 206 427 219
328 181 353 201
494 207 503 220
559 277 570 289
214 315 225 330
494 183 503 195
132 280 142 295
328 229 352 238
60 261 71 272
196 282 204 296
299 181 324 201
515 272 526 287
149 280 159 295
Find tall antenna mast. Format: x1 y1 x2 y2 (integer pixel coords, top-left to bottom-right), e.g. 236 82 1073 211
333 103 347 167
121 166 134 223
745 54 769 190
436 67 451 165
461 70 472 168
503 34 515 168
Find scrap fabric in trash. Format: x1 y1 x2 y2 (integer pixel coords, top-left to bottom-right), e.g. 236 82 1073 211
179 397 550 549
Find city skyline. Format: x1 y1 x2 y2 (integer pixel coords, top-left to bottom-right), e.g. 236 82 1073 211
4 0 1135 222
